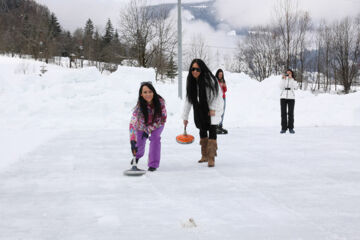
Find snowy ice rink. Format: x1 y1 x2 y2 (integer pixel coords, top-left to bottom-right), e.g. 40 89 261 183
1 127 359 240
1 56 359 239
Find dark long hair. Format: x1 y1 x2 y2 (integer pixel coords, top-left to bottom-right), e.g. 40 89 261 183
286 69 296 80
137 83 163 125
215 69 225 83
186 59 219 105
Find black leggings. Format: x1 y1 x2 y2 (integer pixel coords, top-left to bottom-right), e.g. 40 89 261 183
199 125 217 140
281 99 295 130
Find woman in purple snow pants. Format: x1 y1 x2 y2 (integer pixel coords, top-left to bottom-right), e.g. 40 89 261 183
129 82 167 172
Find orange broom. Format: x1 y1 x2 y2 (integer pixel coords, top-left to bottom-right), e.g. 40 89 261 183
176 126 195 144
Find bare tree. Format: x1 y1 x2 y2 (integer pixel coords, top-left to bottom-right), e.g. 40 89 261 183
296 11 311 88
274 0 299 69
330 17 360 94
314 23 323 91
315 20 332 92
119 0 155 67
355 14 360 88
185 34 210 69
151 8 177 81
273 0 312 87
232 41 247 73
239 26 278 81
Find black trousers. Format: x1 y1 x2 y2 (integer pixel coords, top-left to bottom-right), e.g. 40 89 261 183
200 125 217 140
280 99 295 130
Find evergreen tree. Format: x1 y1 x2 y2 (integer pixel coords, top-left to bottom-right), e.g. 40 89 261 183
103 19 114 45
114 30 120 43
60 31 74 57
93 30 102 63
166 54 177 80
83 19 95 61
49 13 61 38
84 18 94 38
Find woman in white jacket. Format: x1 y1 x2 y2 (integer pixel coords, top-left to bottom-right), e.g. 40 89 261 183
280 69 298 134
182 59 224 167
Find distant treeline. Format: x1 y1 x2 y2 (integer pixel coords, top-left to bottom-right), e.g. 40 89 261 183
0 0 178 81
1 0 359 92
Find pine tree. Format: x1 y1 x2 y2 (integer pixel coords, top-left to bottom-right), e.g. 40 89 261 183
114 30 120 43
93 30 102 64
83 19 95 61
49 13 61 38
84 18 94 38
103 19 114 45
166 54 177 80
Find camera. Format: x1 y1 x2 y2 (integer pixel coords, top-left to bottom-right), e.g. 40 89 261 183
285 74 289 77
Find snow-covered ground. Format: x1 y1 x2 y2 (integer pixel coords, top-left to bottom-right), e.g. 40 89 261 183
0 129 60 171
0 56 360 239
1 127 359 240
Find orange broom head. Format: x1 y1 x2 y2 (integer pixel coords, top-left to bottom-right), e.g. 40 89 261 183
176 133 195 144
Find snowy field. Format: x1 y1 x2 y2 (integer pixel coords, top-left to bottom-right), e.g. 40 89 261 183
1 127 359 240
0 56 360 239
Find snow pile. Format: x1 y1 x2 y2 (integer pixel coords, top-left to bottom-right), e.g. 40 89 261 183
225 73 360 127
1 55 360 132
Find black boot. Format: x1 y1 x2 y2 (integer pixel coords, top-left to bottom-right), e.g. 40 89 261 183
217 125 228 134
216 126 223 134
221 127 228 134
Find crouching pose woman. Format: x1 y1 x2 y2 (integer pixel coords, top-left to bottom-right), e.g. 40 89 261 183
129 82 167 171
182 59 224 167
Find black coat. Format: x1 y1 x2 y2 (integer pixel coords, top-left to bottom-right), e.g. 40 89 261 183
192 81 210 130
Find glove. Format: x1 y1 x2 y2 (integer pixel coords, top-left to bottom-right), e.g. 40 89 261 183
130 140 137 156
142 132 149 139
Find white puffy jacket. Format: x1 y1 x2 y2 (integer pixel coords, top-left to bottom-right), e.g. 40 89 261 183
280 77 298 99
182 83 224 125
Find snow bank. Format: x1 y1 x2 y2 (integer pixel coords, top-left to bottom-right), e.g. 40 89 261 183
1 55 360 132
226 74 360 127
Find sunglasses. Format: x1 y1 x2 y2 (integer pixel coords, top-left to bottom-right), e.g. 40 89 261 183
140 81 153 86
191 67 201 73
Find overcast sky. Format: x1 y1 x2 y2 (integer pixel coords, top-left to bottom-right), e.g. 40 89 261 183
34 0 204 32
215 0 360 28
35 0 360 32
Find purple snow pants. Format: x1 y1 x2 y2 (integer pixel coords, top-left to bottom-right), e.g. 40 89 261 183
135 126 164 168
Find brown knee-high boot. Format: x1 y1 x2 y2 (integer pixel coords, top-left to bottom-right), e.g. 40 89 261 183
198 138 208 163
207 139 217 167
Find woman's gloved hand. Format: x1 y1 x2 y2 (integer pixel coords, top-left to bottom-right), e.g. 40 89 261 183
142 132 149 139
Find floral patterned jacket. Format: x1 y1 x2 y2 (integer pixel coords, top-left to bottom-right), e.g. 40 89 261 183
129 98 167 142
